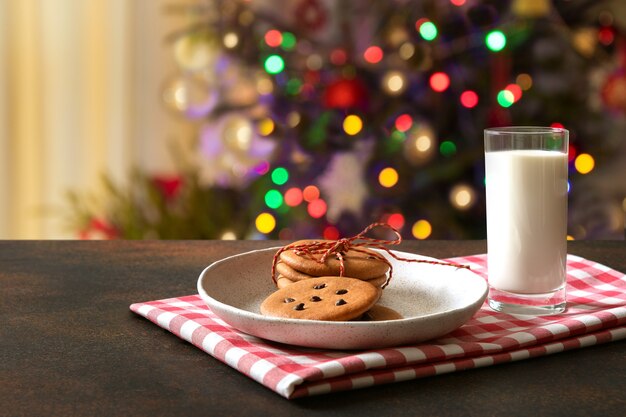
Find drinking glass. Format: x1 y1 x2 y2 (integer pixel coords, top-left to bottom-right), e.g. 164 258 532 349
484 127 568 315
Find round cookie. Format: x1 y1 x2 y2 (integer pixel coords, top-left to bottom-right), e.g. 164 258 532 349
364 275 388 288
279 240 390 279
277 259 389 288
276 276 294 289
260 276 381 321
275 261 314 282
361 304 404 321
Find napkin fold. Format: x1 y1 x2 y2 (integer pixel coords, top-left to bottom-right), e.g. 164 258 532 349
130 254 626 399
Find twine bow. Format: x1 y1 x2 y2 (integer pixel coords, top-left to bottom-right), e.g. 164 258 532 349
271 222 469 289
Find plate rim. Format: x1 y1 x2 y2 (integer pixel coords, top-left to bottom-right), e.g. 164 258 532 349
197 247 488 327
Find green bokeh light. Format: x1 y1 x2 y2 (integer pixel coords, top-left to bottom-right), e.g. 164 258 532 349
419 22 438 41
264 189 283 209
486 30 506 52
271 167 289 185
439 141 457 157
281 32 296 50
286 78 302 95
264 55 285 74
497 90 514 108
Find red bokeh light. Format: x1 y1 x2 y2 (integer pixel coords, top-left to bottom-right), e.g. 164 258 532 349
505 83 522 102
302 185 320 202
323 225 340 240
429 72 450 92
264 30 283 47
363 46 383 64
386 213 405 230
460 90 479 108
395 114 413 132
307 199 327 218
284 187 303 207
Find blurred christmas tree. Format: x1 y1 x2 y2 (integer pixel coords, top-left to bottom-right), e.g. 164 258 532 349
70 0 626 240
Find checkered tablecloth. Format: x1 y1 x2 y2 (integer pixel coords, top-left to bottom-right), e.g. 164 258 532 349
130 254 626 399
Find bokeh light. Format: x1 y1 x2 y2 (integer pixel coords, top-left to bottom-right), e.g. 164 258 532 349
450 0 466 5
460 90 479 108
412 220 432 239
418 21 438 41
281 32 296 50
516 73 533 90
264 55 285 74
343 114 363 135
255 212 276 234
449 184 476 210
363 46 383 64
505 83 522 102
323 225 340 240
258 118 275 136
497 89 514 107
264 189 283 209
379 167 399 188
284 187 303 207
439 140 457 156
387 213 405 230
307 199 327 218
575 153 595 174
223 32 239 49
383 71 407 95
220 230 237 240
429 72 450 92
486 30 506 52
395 114 413 132
303 185 320 202
264 30 282 47
271 167 289 185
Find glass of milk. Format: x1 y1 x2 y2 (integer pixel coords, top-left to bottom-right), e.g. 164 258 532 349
484 127 568 315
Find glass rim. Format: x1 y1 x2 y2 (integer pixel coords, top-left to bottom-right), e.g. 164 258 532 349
485 126 568 135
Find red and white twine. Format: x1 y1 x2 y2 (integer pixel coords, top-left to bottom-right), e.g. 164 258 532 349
271 222 470 289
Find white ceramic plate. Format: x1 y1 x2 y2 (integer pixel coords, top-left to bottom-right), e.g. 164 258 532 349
197 248 487 350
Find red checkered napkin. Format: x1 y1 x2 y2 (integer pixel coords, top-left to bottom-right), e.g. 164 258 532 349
130 254 626 399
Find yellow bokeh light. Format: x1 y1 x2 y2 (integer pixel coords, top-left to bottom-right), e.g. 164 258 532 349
258 118 275 136
412 220 432 240
220 231 237 240
575 153 595 174
567 235 575 241
223 32 239 49
255 212 276 234
449 184 475 210
343 114 363 136
378 167 399 188
383 71 406 95
415 135 432 152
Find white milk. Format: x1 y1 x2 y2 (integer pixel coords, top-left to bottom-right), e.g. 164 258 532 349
485 150 568 294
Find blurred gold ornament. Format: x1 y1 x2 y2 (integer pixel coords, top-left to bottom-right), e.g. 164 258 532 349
174 32 219 71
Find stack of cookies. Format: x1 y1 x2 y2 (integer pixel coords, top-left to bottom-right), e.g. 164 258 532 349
260 240 403 322
274 239 391 289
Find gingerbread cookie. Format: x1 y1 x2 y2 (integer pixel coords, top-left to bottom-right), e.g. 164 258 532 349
277 260 388 288
260 276 381 321
279 240 390 279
